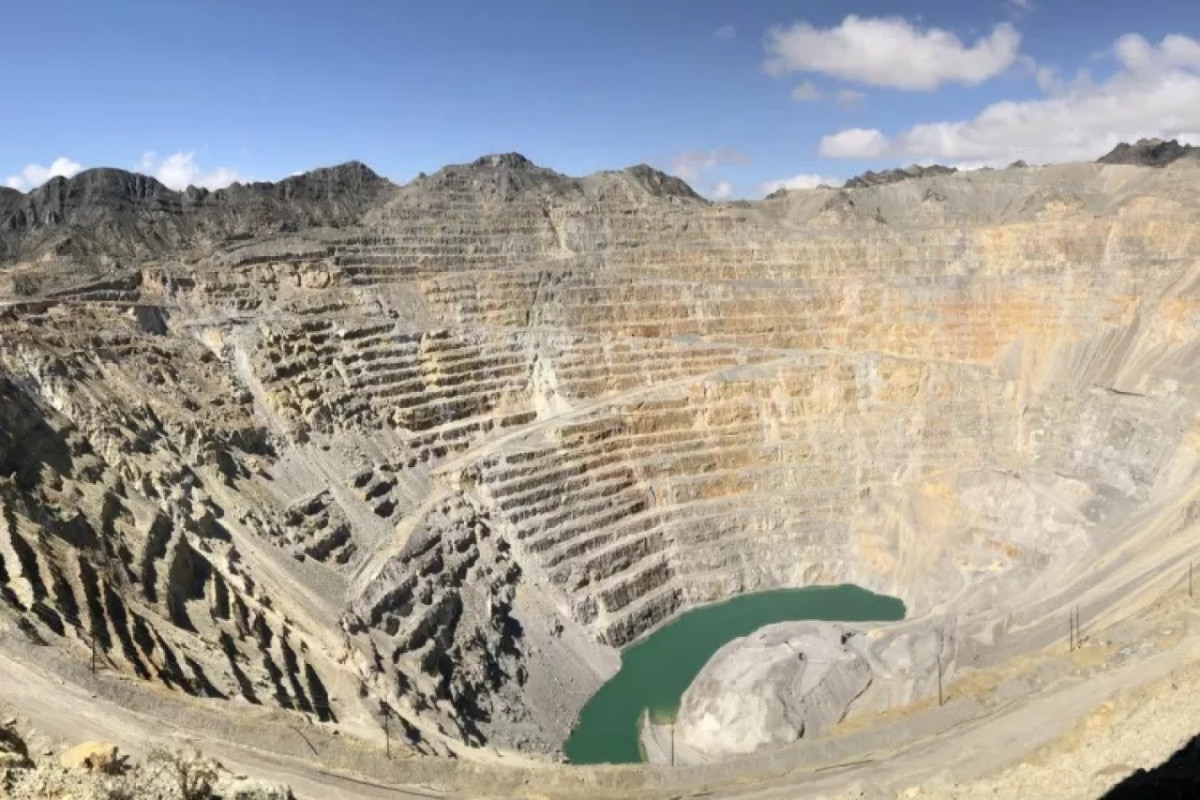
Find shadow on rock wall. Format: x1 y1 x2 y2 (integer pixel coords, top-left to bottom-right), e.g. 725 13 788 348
1102 732 1200 799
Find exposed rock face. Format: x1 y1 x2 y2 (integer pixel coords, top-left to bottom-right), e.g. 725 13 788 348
1 148 1200 763
1097 138 1200 167
2 735 295 800
676 623 872 757
843 164 957 188
0 720 31 770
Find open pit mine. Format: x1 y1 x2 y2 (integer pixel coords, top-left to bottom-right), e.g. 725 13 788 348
2 144 1200 798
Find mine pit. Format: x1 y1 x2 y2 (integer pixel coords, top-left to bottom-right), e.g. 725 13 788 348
2 149 1200 797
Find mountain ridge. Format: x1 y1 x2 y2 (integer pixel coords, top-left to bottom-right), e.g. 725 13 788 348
3 142 1196 271
1097 138 1200 167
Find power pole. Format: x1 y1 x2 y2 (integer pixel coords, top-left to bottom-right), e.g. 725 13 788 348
936 653 944 707
91 630 96 674
670 723 675 768
1069 609 1075 652
382 704 391 759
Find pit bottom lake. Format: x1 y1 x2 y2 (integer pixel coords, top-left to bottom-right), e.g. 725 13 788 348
563 585 906 764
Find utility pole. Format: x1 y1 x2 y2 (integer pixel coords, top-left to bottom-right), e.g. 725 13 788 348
670 723 675 768
91 630 96 674
382 704 391 759
1069 609 1075 652
936 653 944 707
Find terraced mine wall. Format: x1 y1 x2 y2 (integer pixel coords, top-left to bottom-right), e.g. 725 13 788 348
2 156 1200 760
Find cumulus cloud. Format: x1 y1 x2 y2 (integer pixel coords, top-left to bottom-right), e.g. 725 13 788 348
764 16 1021 91
668 148 751 183
791 80 824 101
818 128 889 158
4 156 84 191
816 33 1200 166
759 174 844 195
1032 63 1093 96
714 24 736 40
836 88 867 108
137 151 242 190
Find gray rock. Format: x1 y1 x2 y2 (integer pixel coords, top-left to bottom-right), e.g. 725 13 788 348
676 623 872 758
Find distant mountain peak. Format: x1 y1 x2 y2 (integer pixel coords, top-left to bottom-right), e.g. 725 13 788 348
844 165 957 189
470 153 537 170
1097 138 1200 167
620 164 703 200
0 161 392 267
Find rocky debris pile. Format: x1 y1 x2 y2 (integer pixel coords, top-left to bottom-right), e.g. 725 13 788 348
670 618 961 761
60 740 122 774
844 164 957 189
675 623 873 758
215 777 295 800
4 738 295 800
1097 138 1200 167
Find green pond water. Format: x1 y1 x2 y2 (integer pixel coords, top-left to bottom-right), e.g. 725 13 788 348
563 585 905 765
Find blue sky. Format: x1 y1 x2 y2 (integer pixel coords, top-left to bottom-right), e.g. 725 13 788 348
6 0 1200 198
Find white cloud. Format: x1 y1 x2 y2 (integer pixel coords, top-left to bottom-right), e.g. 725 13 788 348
667 148 750 182
816 33 1200 166
1008 0 1034 11
137 151 242 190
836 88 867 108
714 24 736 40
791 80 824 101
764 16 1021 91
1162 34 1200 69
709 181 734 200
3 156 84 191
759 174 844 195
818 128 890 158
